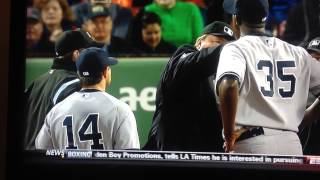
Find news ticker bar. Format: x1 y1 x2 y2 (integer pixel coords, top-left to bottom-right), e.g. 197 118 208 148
44 149 320 165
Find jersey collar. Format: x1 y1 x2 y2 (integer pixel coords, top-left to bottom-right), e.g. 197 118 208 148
245 31 273 37
80 89 101 93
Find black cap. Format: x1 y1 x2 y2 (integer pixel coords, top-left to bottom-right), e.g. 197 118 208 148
202 21 236 40
236 0 269 25
55 29 104 57
307 37 320 53
86 5 111 20
76 47 118 77
27 7 41 23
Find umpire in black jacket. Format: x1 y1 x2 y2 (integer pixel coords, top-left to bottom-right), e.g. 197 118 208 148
143 21 236 152
24 29 103 150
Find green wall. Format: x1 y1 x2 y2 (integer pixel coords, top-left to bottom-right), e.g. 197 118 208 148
26 57 169 147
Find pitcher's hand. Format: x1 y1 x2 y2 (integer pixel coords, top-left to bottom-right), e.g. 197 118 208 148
223 128 247 153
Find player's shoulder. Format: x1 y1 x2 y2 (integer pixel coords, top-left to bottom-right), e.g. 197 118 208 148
224 36 254 48
273 38 314 65
44 94 70 123
30 70 52 85
220 39 244 54
100 92 132 112
273 37 305 52
234 35 268 46
51 92 79 109
46 91 84 121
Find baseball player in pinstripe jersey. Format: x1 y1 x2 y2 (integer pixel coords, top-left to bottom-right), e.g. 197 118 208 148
215 0 320 155
35 47 140 150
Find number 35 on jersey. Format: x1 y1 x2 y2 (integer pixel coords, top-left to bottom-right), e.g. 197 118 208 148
257 60 296 98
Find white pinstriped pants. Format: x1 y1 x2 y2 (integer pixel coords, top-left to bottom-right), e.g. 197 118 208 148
234 127 303 155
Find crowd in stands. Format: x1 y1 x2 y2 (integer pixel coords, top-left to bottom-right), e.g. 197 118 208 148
26 0 317 57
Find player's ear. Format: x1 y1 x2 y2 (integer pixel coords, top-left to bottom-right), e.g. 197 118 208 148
195 35 206 50
82 22 88 31
102 66 110 79
231 15 241 39
72 50 80 62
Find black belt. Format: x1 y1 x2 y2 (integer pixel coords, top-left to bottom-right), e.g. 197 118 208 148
236 127 264 142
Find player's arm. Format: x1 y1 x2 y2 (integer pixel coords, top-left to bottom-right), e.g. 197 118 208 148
218 75 240 152
35 116 54 149
114 106 140 150
300 97 320 130
171 45 223 82
215 44 246 152
300 52 320 129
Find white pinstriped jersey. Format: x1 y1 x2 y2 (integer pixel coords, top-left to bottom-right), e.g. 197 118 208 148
35 90 140 150
215 35 320 132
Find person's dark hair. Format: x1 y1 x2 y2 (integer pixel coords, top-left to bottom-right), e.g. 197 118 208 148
79 75 103 86
141 12 161 29
78 65 108 86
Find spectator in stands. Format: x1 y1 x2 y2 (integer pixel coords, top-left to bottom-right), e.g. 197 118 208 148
72 0 132 39
131 0 152 15
184 0 205 7
113 0 132 8
67 0 83 6
204 0 224 25
132 0 152 7
145 0 204 47
134 12 176 55
26 7 51 56
184 0 207 24
265 0 299 39
283 0 320 46
218 0 240 39
83 4 133 56
28 0 43 8
35 0 76 55
222 0 235 24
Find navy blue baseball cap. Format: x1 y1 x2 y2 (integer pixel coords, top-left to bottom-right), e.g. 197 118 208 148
223 0 236 15
307 37 320 53
86 5 111 20
236 0 269 25
76 47 118 77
